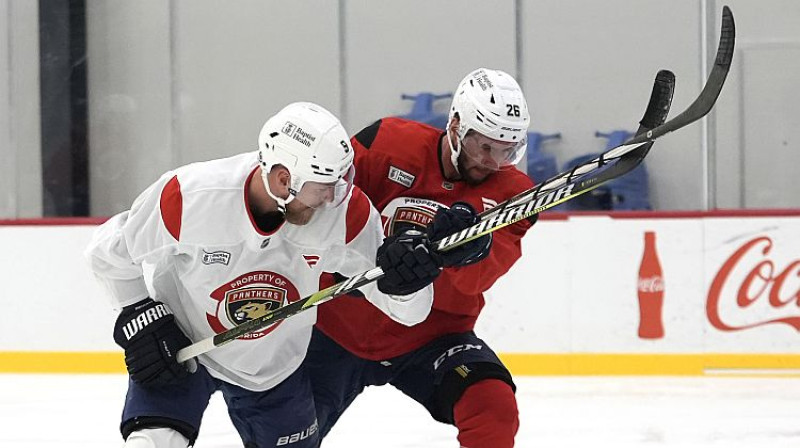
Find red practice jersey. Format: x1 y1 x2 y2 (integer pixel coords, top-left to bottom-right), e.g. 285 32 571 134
316 118 536 360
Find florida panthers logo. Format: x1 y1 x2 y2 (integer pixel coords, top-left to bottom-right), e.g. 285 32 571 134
234 301 272 321
226 286 285 325
207 271 300 340
380 197 443 236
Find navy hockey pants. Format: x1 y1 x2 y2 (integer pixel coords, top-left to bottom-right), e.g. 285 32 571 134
305 327 514 439
121 364 319 447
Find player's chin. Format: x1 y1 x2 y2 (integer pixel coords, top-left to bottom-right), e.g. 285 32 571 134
464 167 494 185
286 205 316 225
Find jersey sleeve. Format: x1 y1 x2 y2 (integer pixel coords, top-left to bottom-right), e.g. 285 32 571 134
337 187 432 326
84 172 184 310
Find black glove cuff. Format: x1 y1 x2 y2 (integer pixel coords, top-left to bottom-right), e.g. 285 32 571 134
114 298 175 348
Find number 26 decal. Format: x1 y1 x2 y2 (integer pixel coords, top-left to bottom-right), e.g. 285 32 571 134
506 104 520 117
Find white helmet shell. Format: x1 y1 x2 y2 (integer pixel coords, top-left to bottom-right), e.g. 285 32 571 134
258 102 354 209
448 68 530 169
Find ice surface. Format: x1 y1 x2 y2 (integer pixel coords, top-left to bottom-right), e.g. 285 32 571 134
1 374 799 447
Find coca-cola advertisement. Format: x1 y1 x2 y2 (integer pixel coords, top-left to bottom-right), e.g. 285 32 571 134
481 214 800 357
637 231 665 339
704 218 800 350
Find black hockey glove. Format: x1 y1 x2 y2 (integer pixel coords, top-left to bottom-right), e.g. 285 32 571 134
427 202 492 268
113 298 195 386
377 230 441 296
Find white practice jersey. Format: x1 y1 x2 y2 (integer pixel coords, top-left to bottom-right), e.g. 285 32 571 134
86 152 432 391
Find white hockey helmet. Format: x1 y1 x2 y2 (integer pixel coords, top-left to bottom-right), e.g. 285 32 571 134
257 102 354 211
447 68 530 171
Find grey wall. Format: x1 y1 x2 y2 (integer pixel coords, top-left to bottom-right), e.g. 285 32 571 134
343 0 517 130
86 1 175 216
4 1 798 217
0 0 42 218
86 0 343 214
714 0 800 209
523 0 704 210
173 1 342 162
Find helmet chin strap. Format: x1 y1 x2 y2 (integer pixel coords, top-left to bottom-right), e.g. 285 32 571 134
260 167 295 215
446 124 462 176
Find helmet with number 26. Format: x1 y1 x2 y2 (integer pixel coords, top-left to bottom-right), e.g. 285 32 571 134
447 68 530 172
257 102 355 212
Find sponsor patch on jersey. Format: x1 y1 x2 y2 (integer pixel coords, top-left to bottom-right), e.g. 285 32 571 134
388 166 415 188
202 250 231 265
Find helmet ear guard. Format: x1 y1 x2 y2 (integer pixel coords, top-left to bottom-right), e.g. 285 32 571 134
447 68 530 171
257 102 355 211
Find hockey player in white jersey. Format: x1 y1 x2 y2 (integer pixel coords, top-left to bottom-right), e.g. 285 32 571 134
85 102 439 447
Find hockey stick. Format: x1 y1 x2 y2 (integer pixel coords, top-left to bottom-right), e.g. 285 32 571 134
177 7 733 362
175 69 676 364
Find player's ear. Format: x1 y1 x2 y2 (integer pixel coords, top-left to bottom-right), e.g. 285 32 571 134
446 114 461 151
448 113 460 134
268 164 291 197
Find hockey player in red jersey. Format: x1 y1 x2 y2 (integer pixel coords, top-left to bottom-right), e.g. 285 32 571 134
306 68 537 447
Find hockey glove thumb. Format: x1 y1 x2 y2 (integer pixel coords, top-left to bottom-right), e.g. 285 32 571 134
114 298 196 386
377 229 441 296
427 202 492 267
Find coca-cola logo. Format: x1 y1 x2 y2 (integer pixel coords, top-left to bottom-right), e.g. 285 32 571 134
707 236 800 332
638 276 664 293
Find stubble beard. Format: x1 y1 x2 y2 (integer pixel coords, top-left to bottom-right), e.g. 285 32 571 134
284 201 316 226
457 154 493 186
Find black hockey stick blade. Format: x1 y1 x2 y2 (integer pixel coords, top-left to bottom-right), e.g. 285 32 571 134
175 69 677 364
627 5 734 145
637 70 676 133
616 69 677 169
